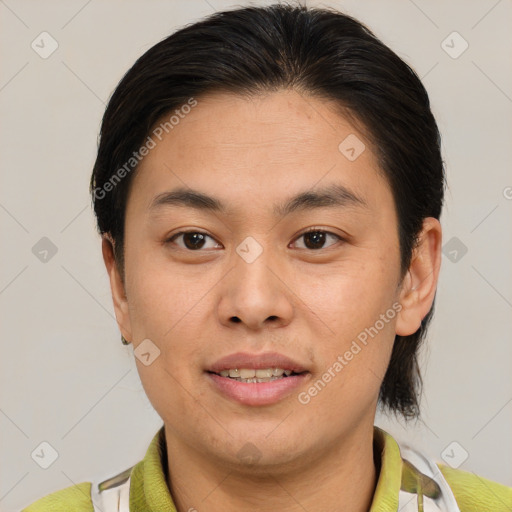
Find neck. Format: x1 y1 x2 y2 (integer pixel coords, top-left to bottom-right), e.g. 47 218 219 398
164 422 379 512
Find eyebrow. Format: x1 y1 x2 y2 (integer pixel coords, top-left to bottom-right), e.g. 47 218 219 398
148 183 368 218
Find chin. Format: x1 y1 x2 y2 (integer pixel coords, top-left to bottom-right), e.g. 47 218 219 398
212 430 310 472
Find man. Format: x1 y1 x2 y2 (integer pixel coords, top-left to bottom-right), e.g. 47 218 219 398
23 4 512 511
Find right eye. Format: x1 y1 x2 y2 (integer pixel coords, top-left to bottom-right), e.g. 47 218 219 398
166 230 222 251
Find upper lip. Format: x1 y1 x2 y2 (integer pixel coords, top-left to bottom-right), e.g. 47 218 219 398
207 351 309 374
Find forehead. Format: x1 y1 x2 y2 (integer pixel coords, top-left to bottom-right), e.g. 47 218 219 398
153 90 368 164
128 89 393 218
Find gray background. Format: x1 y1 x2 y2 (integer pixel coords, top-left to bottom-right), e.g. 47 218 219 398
1 0 511 510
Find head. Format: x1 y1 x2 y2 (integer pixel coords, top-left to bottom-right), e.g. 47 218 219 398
91 4 443 468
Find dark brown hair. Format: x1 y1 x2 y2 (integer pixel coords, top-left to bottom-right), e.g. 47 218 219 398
90 3 445 420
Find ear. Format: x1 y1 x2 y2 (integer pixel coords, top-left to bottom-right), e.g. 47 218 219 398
101 234 133 342
395 217 442 336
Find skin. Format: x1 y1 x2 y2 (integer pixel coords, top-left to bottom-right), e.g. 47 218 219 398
102 89 442 512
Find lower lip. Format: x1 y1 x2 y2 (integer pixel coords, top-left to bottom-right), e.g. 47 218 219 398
206 372 309 406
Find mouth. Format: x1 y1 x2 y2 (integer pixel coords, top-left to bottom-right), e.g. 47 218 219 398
205 352 310 406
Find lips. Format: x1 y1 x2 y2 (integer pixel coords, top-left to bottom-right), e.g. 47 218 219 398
205 351 310 406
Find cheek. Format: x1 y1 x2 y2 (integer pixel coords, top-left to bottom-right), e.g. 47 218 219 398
291 254 398 414
135 355 206 433
297 320 396 436
294 253 399 345
125 242 211 340
124 260 209 404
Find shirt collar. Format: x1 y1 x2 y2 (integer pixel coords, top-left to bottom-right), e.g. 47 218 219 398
129 424 404 511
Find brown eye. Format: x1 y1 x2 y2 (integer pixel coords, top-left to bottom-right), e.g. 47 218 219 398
293 229 343 250
168 231 220 251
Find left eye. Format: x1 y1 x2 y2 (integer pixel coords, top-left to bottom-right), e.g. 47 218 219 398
167 229 342 252
292 229 342 250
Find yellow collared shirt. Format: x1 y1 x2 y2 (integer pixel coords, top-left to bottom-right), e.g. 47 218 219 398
22 425 512 511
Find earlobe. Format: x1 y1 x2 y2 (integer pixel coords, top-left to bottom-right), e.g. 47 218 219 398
395 218 442 337
101 234 132 341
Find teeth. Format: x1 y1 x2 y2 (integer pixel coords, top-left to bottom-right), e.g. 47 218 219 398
255 369 273 378
217 367 294 380
231 376 284 383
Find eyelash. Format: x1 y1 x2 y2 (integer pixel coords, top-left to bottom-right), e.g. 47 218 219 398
166 227 344 252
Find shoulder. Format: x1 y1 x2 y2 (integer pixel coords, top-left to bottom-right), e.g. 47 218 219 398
437 463 512 511
20 428 162 512
21 482 94 512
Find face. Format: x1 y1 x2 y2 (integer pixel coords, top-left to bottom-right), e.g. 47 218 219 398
107 89 421 470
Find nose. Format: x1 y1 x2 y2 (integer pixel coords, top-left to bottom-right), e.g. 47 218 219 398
217 240 294 332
